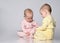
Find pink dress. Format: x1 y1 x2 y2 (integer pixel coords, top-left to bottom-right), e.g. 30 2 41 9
17 19 38 38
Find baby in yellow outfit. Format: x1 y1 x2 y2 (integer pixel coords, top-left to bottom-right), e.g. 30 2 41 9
34 3 56 40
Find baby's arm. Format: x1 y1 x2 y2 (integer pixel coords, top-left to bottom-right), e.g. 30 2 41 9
37 17 51 31
21 22 31 36
30 21 38 34
21 22 27 33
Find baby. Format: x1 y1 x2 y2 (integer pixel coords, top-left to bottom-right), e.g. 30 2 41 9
17 8 38 38
34 3 56 40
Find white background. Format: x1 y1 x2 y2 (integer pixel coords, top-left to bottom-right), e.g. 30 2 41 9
0 0 60 41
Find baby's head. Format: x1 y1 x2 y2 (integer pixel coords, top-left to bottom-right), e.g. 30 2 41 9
24 8 33 22
40 3 52 18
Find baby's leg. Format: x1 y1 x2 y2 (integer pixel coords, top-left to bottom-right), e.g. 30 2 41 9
17 32 25 38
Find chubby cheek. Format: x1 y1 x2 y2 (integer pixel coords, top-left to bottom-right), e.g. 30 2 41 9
41 11 46 17
27 20 30 22
26 19 29 22
42 11 45 14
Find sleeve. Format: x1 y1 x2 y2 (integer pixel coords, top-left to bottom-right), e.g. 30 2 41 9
37 17 51 31
21 22 27 33
30 21 38 34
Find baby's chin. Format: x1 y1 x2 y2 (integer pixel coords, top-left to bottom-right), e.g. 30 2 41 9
42 16 45 18
28 21 33 23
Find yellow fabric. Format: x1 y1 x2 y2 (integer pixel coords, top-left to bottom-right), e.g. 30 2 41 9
34 15 56 40
34 39 53 43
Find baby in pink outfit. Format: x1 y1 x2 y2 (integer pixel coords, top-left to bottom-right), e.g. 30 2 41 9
17 8 38 38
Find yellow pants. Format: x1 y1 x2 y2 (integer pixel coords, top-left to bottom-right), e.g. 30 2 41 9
34 29 53 40
34 39 53 43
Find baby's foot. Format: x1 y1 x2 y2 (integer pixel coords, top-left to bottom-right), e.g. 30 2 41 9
19 36 23 38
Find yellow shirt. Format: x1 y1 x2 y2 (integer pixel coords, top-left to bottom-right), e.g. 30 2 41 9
34 15 56 40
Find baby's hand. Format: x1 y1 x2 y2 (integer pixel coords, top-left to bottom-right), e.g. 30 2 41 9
32 24 36 27
25 32 30 36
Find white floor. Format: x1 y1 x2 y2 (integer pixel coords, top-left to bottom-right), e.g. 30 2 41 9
0 38 60 43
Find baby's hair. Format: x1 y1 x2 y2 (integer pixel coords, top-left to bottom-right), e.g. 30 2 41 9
24 8 33 17
40 3 52 13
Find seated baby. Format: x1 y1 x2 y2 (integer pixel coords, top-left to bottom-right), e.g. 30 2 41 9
17 8 38 38
34 3 56 40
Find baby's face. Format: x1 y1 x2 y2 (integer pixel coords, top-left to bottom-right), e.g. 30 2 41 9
40 9 47 18
25 12 33 22
40 6 49 18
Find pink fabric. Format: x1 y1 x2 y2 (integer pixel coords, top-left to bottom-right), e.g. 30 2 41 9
17 19 38 37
